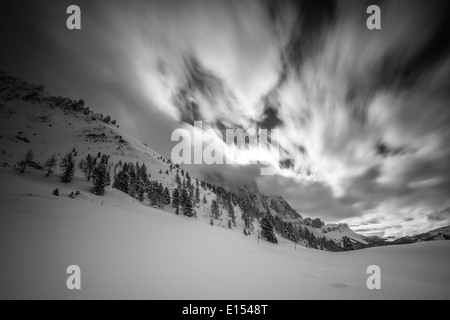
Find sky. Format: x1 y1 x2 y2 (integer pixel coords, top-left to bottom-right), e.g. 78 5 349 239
1 0 450 237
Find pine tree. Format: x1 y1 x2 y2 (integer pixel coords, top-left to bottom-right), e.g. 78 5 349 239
172 188 180 214
185 172 191 187
228 220 232 229
79 154 97 181
210 199 220 220
135 176 145 201
138 163 149 188
259 214 278 244
148 180 159 207
228 202 236 226
243 229 248 236
182 189 194 217
210 219 214 226
283 223 296 242
175 171 181 187
91 160 111 196
44 153 58 177
17 150 34 173
132 162 146 201
189 185 195 205
163 187 171 205
157 183 164 207
243 213 252 230
128 163 137 198
195 186 200 205
60 152 76 183
304 227 311 244
203 194 207 206
112 168 129 194
179 188 186 209
342 236 354 251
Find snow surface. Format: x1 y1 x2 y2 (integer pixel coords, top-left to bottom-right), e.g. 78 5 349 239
1 169 450 300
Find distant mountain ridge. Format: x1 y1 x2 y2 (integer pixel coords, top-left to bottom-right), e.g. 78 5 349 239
392 225 450 245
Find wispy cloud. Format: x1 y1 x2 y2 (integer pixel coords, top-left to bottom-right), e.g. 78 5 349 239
1 0 449 236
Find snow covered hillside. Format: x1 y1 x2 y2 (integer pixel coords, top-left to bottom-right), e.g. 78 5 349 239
1 169 450 299
0 71 368 251
1 71 450 299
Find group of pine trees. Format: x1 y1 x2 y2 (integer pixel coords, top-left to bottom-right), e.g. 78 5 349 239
15 150 348 251
259 213 278 243
271 215 345 251
172 170 197 217
16 149 112 196
111 161 194 215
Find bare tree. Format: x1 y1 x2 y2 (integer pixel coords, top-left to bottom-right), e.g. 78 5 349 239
17 150 34 173
44 154 58 177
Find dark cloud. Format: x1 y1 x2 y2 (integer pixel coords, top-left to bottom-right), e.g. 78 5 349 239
375 3 450 91
428 208 450 222
376 142 405 157
280 159 295 170
267 0 337 70
256 91 283 130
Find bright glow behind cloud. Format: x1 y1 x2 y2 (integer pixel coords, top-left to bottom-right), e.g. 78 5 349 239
3 0 449 238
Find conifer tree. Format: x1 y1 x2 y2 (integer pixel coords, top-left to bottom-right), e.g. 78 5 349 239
185 172 191 186
172 188 180 214
60 152 76 183
210 199 220 220
283 223 296 242
242 213 252 230
163 187 171 205
195 186 200 205
148 180 159 207
79 154 97 181
181 189 194 217
112 167 129 194
135 176 145 201
228 202 236 226
342 236 354 251
128 163 137 198
259 214 278 244
175 171 181 187
179 188 187 209
91 158 110 195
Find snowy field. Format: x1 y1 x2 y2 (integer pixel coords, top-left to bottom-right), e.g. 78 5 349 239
1 169 450 300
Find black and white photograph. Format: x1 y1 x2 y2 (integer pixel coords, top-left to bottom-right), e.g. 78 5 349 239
1 0 450 302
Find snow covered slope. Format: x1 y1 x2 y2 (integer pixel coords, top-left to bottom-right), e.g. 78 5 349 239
1 169 449 299
1 71 450 299
0 71 369 250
